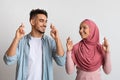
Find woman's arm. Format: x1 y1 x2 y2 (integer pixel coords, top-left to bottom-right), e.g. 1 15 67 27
102 53 111 74
102 37 111 74
66 51 75 74
66 37 75 74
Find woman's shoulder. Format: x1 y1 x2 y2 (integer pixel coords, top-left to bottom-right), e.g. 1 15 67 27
73 42 80 50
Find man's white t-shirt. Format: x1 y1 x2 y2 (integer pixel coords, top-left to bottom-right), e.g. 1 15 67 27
27 37 42 80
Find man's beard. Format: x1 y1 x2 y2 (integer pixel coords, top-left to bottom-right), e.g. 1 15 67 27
38 30 45 34
36 27 46 34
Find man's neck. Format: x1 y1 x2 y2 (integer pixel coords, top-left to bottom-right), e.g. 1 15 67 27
30 31 43 38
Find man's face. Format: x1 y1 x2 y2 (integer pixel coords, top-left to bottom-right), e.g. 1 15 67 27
31 14 47 34
79 22 90 39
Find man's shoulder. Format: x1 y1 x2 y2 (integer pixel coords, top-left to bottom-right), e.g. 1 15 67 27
19 34 30 42
43 35 54 41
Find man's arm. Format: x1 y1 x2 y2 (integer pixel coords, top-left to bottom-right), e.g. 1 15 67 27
6 24 25 56
54 37 64 56
50 24 64 56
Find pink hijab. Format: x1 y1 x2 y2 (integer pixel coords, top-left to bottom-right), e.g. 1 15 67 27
72 19 104 72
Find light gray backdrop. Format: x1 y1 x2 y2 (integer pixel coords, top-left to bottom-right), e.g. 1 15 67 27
0 0 119 80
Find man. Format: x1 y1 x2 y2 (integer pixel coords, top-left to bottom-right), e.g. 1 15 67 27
4 9 66 80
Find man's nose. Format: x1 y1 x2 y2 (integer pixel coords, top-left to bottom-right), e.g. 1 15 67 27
43 22 47 27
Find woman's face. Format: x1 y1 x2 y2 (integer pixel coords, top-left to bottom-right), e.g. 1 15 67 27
79 22 90 39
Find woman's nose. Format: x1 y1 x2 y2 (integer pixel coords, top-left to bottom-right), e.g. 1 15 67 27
79 29 83 33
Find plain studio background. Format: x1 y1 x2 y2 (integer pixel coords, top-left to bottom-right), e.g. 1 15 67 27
0 0 119 80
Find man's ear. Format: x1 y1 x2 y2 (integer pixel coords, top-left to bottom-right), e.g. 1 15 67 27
30 19 35 26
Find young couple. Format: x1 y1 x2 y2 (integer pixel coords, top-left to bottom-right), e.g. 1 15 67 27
4 9 111 80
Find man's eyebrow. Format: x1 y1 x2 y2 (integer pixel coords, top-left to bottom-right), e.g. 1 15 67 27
39 19 47 22
39 18 47 20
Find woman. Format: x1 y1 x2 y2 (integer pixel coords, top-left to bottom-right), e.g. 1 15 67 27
66 19 111 80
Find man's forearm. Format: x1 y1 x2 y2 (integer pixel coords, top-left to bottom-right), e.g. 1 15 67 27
55 38 64 56
6 37 20 56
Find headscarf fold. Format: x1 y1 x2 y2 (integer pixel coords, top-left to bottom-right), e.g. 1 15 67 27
72 19 104 72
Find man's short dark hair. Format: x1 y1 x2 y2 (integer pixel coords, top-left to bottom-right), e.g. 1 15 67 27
29 9 48 21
